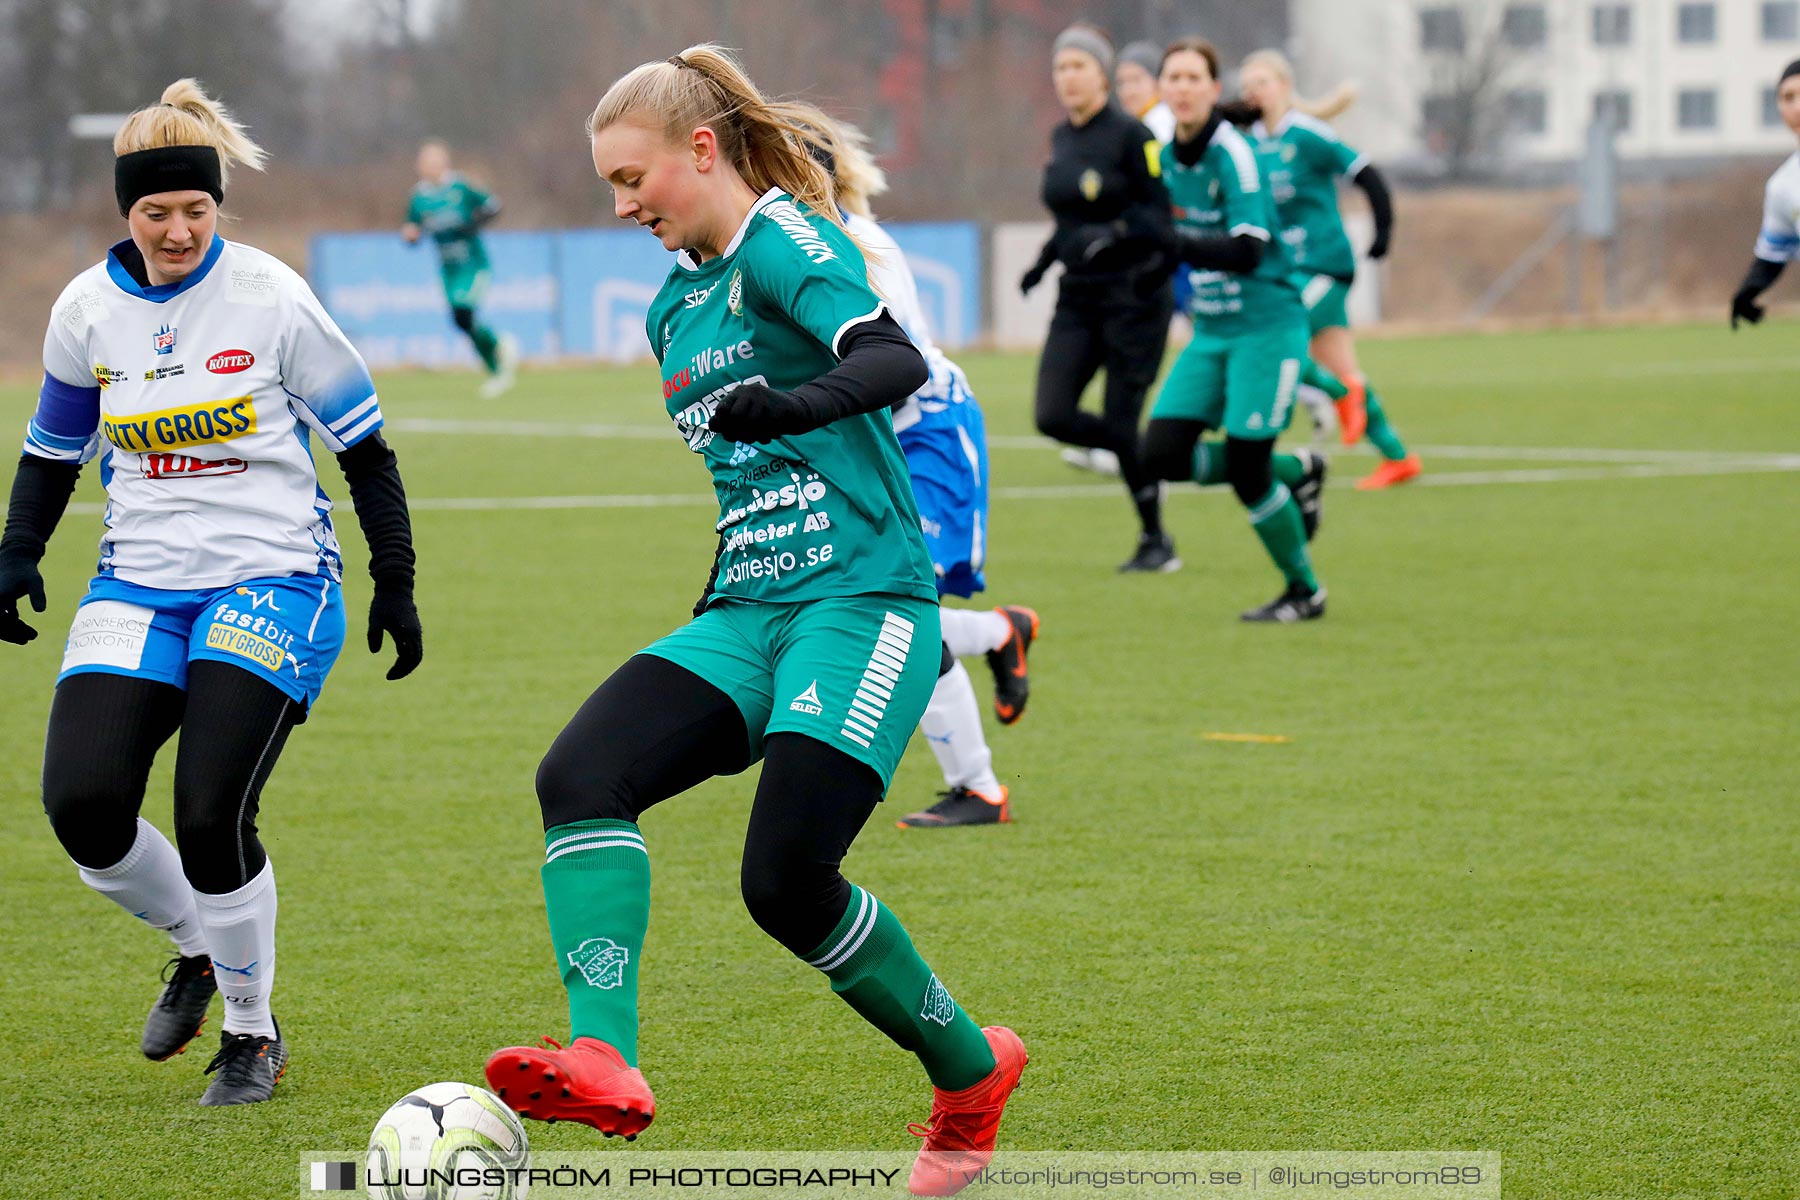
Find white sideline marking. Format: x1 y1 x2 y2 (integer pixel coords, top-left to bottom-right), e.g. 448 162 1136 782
387 418 1793 468
60 454 1800 517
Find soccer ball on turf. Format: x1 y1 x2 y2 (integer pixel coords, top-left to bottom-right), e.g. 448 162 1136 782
366 1081 530 1200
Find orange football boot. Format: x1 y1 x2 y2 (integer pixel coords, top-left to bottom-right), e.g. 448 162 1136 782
985 606 1038 726
1335 377 1368 445
1356 453 1422 490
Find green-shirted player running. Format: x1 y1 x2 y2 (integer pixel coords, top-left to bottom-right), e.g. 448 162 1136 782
483 46 1026 1198
402 139 518 398
1240 50 1421 490
1138 38 1328 623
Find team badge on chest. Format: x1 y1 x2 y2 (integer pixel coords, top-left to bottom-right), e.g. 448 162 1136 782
153 324 177 356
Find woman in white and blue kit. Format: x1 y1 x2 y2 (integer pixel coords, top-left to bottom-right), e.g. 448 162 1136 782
0 80 422 1106
797 108 1041 830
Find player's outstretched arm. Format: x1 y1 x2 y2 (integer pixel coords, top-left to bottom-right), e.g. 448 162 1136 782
1732 257 1784 329
0 454 81 645
335 432 422 679
1353 163 1394 259
707 313 927 444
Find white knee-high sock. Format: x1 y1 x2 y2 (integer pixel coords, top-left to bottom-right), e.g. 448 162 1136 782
193 860 278 1038
920 661 1003 798
1297 383 1337 432
77 817 208 957
939 607 1012 659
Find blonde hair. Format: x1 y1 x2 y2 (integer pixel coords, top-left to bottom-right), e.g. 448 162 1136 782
789 104 888 219
587 45 846 234
113 78 266 186
1240 49 1358 122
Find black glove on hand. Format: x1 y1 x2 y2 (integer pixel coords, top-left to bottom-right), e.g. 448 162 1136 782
367 586 422 680
1731 288 1766 330
708 382 810 444
1075 220 1127 265
0 551 46 645
1020 264 1047 296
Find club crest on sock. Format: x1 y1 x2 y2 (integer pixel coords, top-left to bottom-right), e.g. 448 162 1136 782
920 975 956 1026
567 937 630 989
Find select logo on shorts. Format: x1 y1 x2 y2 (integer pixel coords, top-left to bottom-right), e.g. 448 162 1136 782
144 453 247 480
789 680 823 716
153 324 177 355
104 396 255 452
566 937 629 989
206 348 254 374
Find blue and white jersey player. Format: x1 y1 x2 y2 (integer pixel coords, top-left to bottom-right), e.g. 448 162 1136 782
1732 59 1800 330
812 110 1041 829
0 79 422 1107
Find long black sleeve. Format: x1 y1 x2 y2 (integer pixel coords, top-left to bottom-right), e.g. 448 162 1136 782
1738 255 1785 300
784 313 928 429
1172 229 1266 274
1353 164 1394 255
1 454 81 561
335 433 416 591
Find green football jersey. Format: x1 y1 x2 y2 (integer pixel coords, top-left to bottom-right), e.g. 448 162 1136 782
1252 112 1366 282
1160 122 1301 333
644 188 936 607
405 174 494 272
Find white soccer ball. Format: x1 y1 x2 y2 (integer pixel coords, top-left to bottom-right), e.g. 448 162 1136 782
366 1081 530 1200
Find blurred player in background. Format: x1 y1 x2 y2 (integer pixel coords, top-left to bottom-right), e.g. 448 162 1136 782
1239 51 1420 491
402 139 518 397
483 47 1024 1196
1732 59 1800 330
1023 23 1181 573
1139 39 1329 623
0 79 421 1106
797 106 1038 830
1115 40 1175 144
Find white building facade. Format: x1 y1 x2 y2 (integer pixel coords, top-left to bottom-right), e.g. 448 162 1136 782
1285 0 1800 168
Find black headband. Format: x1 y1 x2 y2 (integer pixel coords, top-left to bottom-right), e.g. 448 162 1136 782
1783 58 1800 85
115 145 223 217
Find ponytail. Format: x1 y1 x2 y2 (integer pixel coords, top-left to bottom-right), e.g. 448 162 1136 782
113 78 266 184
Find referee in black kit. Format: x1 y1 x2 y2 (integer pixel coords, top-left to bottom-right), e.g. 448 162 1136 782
1021 23 1180 573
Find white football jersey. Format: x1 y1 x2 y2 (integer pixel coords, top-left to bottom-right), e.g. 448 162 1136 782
842 211 969 432
1755 151 1800 262
27 237 383 590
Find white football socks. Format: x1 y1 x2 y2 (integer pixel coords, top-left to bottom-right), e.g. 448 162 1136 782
194 860 278 1038
920 661 1003 799
1297 383 1337 434
938 606 1011 659
77 817 208 957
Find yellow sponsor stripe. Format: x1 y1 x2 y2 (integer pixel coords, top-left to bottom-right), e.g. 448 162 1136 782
204 623 287 672
102 396 256 452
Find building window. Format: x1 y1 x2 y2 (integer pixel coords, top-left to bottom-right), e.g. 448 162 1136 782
1502 4 1548 47
1593 89 1633 131
1676 89 1717 129
1676 2 1715 42
1505 88 1549 133
1593 3 1632 45
1420 6 1467 51
1766 1 1800 39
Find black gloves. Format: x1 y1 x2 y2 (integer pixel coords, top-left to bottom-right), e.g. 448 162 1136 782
708 382 811 444
1732 288 1766 329
0 550 46 645
1020 263 1047 296
366 586 422 680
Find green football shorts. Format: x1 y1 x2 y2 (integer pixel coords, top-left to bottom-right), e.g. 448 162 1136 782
1150 317 1310 438
641 594 939 789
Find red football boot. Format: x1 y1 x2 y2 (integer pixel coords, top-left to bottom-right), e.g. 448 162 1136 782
907 1026 1028 1196
484 1036 655 1139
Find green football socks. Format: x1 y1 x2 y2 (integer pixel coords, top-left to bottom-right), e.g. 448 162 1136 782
541 819 651 1065
803 885 996 1090
1247 483 1318 592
